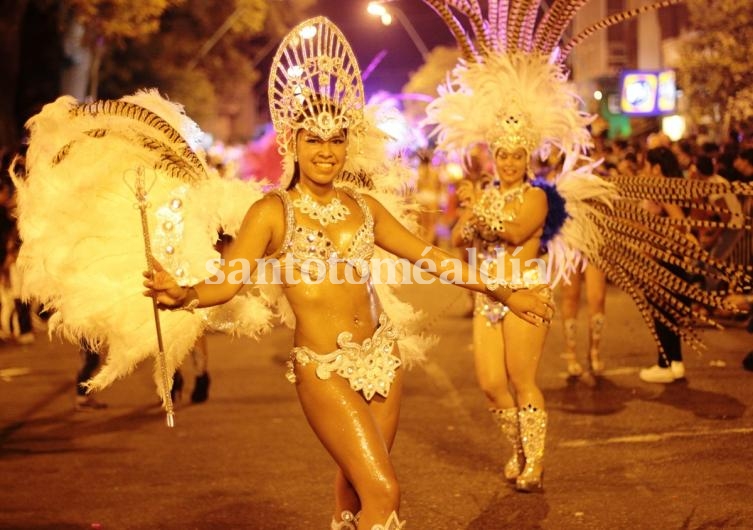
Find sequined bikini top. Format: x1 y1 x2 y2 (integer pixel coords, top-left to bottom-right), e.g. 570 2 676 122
272 187 375 267
472 182 530 241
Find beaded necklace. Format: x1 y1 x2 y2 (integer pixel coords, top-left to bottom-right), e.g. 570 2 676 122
292 186 351 226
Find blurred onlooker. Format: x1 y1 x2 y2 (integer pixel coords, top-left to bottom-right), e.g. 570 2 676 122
0 154 34 345
617 151 639 177
672 140 695 178
0 224 35 344
700 142 720 159
646 132 671 150
638 147 693 384
691 155 744 257
732 149 753 183
725 292 753 372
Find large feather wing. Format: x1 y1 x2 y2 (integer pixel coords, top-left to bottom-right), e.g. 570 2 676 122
14 91 270 396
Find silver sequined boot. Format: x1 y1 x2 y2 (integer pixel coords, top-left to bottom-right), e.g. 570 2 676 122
516 404 547 492
370 511 405 529
490 407 525 481
588 313 606 375
330 510 357 530
561 318 583 377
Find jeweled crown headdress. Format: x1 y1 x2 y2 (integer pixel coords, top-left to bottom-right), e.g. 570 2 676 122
489 102 539 154
268 16 365 157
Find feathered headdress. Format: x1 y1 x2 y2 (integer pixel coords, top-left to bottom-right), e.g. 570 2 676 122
269 16 374 187
424 0 685 158
427 51 592 160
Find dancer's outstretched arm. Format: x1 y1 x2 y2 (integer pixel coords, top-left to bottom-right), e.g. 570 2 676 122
365 195 553 326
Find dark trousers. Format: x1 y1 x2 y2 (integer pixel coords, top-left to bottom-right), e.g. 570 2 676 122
654 261 687 367
654 313 683 367
77 342 101 396
15 300 32 334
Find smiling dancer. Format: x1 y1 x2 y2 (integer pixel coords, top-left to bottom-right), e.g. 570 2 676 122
145 17 553 529
422 0 751 495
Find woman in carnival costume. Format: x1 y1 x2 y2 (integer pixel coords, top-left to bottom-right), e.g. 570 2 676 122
144 17 554 529
421 0 752 494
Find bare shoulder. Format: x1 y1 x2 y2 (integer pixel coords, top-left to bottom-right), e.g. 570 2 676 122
237 192 286 235
251 192 285 217
522 186 549 225
526 185 547 199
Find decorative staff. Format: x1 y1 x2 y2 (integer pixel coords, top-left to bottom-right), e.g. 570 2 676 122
129 167 175 427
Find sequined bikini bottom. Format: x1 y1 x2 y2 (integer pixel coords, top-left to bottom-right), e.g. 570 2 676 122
285 313 401 401
475 268 548 325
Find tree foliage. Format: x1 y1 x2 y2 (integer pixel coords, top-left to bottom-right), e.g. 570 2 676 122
677 0 753 126
96 0 314 139
64 0 177 45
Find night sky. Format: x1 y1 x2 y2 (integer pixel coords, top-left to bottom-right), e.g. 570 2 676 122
310 0 457 96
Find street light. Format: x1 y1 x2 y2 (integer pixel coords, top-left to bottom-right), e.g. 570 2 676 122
367 1 430 60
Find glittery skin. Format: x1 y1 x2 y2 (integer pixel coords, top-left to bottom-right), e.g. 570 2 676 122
287 313 401 400
490 407 524 481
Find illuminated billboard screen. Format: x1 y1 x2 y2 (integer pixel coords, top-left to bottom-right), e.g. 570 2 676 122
619 69 676 116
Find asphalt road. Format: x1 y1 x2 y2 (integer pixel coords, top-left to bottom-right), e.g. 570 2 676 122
1 281 752 529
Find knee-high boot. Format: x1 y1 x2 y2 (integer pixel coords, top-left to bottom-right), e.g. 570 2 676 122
516 404 547 493
330 510 357 529
560 318 582 376
371 511 405 529
490 407 524 481
588 313 606 375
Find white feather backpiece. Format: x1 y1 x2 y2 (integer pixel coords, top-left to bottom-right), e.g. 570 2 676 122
545 155 616 286
13 90 268 397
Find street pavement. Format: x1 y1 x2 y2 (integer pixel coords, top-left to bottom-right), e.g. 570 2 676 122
1 280 752 530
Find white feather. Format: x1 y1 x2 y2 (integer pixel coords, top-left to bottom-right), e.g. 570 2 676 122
14 92 270 396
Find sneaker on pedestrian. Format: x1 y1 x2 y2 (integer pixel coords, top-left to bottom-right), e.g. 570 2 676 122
75 395 108 411
639 362 685 383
